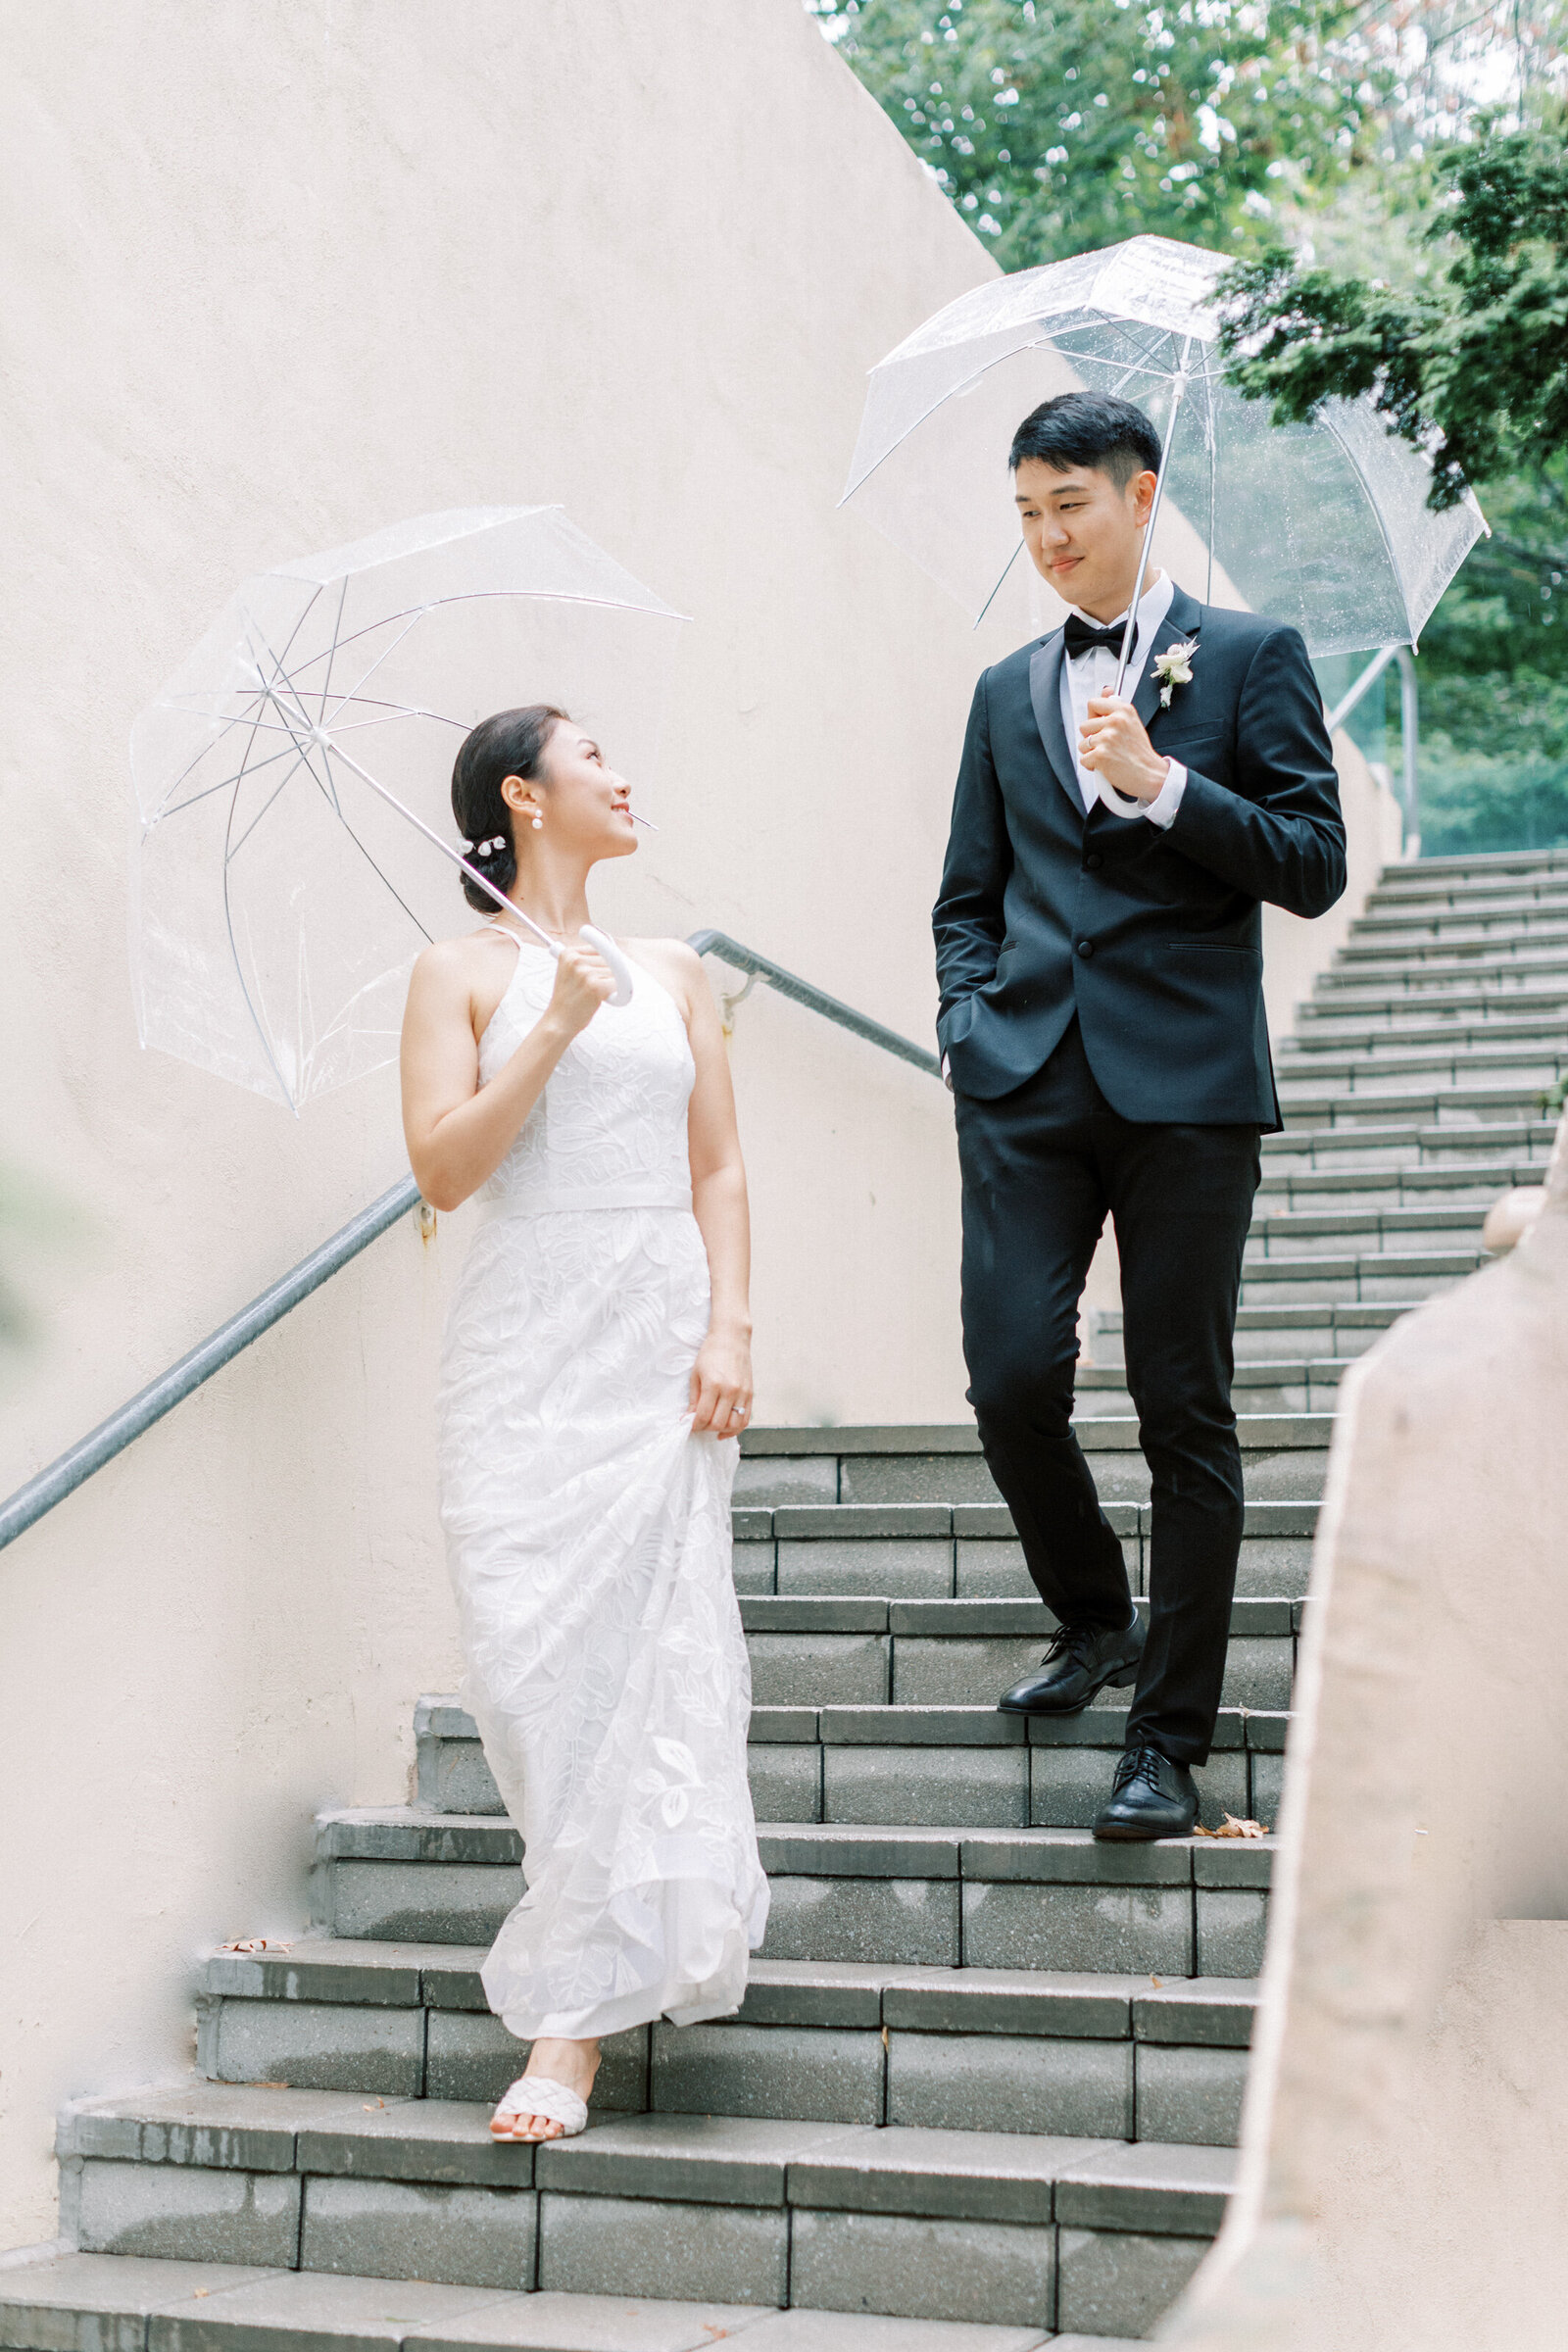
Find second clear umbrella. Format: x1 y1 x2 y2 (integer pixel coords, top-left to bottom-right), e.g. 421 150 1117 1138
841 232 1485 660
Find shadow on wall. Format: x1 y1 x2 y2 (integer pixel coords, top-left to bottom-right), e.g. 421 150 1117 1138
1162 1113 1568 2350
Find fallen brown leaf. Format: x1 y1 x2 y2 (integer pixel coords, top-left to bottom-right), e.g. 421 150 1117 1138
1193 1814 1269 1839
217 1937 293 1954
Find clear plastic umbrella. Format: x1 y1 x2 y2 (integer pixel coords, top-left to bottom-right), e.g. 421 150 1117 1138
130 508 686 1111
842 233 1486 656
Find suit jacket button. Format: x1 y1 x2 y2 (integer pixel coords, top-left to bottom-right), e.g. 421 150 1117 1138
1076 939 1095 958
1084 852 1103 871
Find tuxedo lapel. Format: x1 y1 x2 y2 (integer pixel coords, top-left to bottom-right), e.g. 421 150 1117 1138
1131 584 1203 732
1027 633 1083 814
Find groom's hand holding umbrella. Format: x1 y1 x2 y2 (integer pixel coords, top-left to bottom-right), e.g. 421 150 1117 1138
1078 694 1172 806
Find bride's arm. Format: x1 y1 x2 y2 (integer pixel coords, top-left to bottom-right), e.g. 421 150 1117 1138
401 939 615 1212
643 941 754 1438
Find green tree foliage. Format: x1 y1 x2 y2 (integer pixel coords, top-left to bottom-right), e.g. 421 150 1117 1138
1218 127 1568 505
808 0 1387 268
1219 124 1568 849
1404 464 1568 852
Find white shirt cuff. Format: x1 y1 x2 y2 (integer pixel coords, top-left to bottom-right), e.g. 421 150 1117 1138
1144 759 1187 829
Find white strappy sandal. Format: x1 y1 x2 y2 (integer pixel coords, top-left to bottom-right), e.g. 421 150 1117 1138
490 2074 590 2142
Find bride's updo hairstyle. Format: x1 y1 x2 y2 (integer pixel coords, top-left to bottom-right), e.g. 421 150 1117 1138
451 704 568 912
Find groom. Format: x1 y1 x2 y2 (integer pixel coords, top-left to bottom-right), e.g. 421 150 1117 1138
934 391 1346 1839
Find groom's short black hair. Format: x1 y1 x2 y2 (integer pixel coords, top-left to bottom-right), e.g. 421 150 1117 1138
1010 393 1161 485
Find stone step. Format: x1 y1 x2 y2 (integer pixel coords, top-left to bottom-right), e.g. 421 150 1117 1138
736 1420 1331 1514
1365 877 1568 918
13 2123 1233 2332
1381 844 1568 880
416 1694 1291 1832
729 1498 1318 1597
184 1946 1258 2148
1279 1080 1552 1128
1285 1004 1568 1054
1275 1039 1566 1095
740 1595 1295 1716
1335 929 1568 972
1316 955 1568 1001
1370 841 1568 887
1238 1246 1484 1305
309 1811 1275 1979
1244 1201 1485 1256
1346 909 1568 952
1076 1358 1348 1416
1254 1154 1548 1206
1093 1298 1402 1366
1261 1114 1558 1169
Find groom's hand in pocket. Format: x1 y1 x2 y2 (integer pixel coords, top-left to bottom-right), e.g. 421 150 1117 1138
1080 694 1171 805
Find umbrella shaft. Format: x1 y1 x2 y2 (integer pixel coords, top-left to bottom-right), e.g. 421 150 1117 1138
1113 342 1193 701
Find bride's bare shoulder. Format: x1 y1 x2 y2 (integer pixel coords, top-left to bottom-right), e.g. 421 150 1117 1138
410 926 512 998
626 935 708 1000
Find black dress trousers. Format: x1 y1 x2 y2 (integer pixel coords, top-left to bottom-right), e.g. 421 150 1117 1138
955 1019 1261 1767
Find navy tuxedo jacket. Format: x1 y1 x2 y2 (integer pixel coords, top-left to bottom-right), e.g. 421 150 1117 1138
932 584 1347 1130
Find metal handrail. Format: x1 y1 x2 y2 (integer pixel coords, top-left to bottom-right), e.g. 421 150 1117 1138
0 933 938 1553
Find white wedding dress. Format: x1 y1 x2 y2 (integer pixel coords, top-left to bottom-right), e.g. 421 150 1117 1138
437 934 769 2043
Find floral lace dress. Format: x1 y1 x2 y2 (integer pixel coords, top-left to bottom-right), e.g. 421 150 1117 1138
437 936 768 2041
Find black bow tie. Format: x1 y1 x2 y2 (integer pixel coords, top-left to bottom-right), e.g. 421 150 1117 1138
1062 614 1131 659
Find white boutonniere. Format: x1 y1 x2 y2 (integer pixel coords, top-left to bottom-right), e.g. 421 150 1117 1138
1152 638 1200 709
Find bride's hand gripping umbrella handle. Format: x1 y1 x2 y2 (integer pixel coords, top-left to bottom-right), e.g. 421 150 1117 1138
577 926 635 1007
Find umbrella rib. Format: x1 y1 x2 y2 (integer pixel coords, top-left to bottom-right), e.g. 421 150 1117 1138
315 746 433 946
318 575 350 724
224 743 316 864
310 587 675 730
972 537 1027 632
220 764 300 1113
156 731 320 824
142 580 327 821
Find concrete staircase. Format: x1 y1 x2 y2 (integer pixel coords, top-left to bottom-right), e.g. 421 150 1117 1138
6 846 1565 2352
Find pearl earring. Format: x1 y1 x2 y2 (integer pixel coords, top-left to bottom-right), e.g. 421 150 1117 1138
531 815 544 831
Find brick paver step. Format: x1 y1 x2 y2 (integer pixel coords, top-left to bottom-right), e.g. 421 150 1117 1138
416 1690 1291 1832
730 1495 1317 1600
1275 1039 1565 1092
7 2137 1232 2333
1262 1114 1558 1168
1285 1005 1568 1054
1279 1079 1555 1126
183 1955 1259 2152
307 1809 1274 1980
1317 960 1568 1002
1335 912 1568 959
1245 1202 1487 1253
1255 1156 1547 1204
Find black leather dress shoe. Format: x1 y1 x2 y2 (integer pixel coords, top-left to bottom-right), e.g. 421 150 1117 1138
997 1611 1145 1716
1093 1742 1200 1840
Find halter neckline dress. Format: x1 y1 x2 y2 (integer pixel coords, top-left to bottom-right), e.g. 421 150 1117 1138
437 934 768 2041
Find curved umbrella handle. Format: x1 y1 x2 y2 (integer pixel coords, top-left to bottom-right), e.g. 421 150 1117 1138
580 925 636 1007
1096 776 1152 821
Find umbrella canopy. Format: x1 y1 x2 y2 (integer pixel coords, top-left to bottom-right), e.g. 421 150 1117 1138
842 234 1485 653
130 508 686 1111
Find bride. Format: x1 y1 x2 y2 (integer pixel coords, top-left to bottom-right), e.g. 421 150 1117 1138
400 703 769 2146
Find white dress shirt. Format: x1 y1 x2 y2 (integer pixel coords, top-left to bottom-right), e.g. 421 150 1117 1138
1059 571 1187 829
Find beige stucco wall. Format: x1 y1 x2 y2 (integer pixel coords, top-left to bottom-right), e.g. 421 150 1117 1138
0 0 1014 2243
1163 1119 1568 2350
0 0 1399 2243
